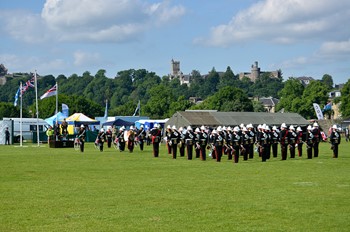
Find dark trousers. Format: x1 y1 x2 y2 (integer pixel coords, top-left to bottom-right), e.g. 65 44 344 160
249 144 254 159
99 142 104 151
243 145 249 161
153 143 159 157
297 143 303 157
233 146 239 163
139 140 144 151
179 143 185 157
171 144 177 159
307 143 313 159
107 138 112 148
215 145 223 162
167 142 172 154
261 145 267 162
272 143 278 158
332 144 339 158
227 147 233 160
281 144 288 160
80 141 84 152
187 145 193 160
5 137 10 145
200 145 206 160
289 144 296 158
266 144 271 159
195 147 201 158
128 141 134 152
119 142 125 151
314 142 319 157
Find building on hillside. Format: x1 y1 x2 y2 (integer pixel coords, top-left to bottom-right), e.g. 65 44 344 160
239 61 281 82
165 111 309 130
297 76 314 86
258 97 280 113
169 59 190 85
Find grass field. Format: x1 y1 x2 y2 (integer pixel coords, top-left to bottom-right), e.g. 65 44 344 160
1 141 349 232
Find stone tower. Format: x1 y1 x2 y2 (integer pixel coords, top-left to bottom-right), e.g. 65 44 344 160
250 61 260 82
171 59 180 76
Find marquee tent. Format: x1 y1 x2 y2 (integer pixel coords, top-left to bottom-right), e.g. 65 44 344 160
102 119 134 127
64 113 99 126
44 112 66 127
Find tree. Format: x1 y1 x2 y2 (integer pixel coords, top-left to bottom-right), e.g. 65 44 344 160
276 78 304 112
192 86 253 112
0 102 29 119
321 74 334 90
340 79 350 118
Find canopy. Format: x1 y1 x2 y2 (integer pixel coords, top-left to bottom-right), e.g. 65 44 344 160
44 112 67 127
64 113 99 126
102 118 134 127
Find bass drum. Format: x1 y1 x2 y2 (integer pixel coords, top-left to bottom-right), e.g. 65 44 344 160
124 130 129 142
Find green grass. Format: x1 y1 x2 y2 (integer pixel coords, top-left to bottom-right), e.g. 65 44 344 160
1 141 349 231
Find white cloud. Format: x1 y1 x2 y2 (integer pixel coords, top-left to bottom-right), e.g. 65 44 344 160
197 0 350 47
73 51 101 66
0 0 185 44
318 39 350 57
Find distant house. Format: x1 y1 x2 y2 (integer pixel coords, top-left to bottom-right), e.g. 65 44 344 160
297 76 314 86
258 97 280 113
328 90 341 98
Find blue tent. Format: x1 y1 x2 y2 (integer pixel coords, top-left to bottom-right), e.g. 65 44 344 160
44 112 67 127
102 119 134 127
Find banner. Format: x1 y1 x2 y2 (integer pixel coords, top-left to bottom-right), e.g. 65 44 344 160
313 103 324 120
62 103 69 117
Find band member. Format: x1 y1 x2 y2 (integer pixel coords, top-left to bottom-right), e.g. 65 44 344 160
296 126 304 157
247 124 255 159
288 125 297 158
265 126 272 159
279 123 289 160
271 126 279 158
232 126 241 163
329 125 341 158
166 125 172 155
116 126 126 152
225 127 233 160
127 126 136 153
199 125 208 161
185 126 195 160
256 125 263 157
170 125 180 159
61 118 68 139
78 124 86 152
213 128 224 162
106 126 113 148
241 127 250 161
312 122 322 157
194 128 201 159
305 125 314 159
136 125 147 151
97 128 106 152
54 122 61 141
150 124 162 157
259 125 269 162
112 125 117 143
178 127 186 157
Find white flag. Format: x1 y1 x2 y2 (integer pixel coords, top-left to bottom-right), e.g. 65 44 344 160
40 84 57 100
313 103 324 120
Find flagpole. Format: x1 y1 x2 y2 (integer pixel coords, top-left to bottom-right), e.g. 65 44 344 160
34 71 40 146
139 100 141 116
55 82 58 127
20 82 23 147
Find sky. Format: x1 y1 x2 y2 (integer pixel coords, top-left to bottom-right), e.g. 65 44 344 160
0 0 349 84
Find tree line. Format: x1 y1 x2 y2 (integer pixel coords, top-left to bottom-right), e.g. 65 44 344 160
0 67 349 120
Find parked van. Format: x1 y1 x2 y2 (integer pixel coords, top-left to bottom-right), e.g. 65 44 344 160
3 118 50 142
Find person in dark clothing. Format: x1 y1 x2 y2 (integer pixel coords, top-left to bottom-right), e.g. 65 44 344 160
329 125 341 158
136 125 147 151
312 122 322 158
97 128 106 152
150 124 162 157
305 125 314 159
78 125 86 152
279 123 289 160
5 127 10 145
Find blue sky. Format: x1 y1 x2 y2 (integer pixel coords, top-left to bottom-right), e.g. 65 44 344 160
0 0 349 84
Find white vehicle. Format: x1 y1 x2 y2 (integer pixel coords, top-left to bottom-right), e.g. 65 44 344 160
3 118 50 142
